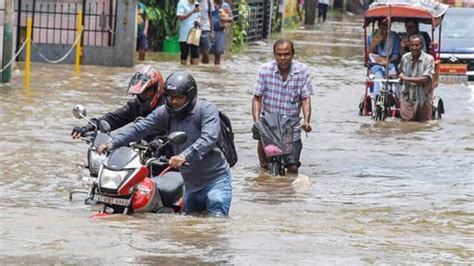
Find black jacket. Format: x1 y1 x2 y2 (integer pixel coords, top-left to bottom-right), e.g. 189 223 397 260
91 96 165 132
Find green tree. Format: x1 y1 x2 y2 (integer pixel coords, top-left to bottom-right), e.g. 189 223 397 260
232 0 249 50
141 0 179 51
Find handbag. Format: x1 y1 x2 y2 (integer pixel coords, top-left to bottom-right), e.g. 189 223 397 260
187 27 201 46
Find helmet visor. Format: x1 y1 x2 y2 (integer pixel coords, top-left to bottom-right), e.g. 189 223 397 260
127 73 153 95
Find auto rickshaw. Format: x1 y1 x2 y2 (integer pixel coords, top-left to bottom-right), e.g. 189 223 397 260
359 0 449 121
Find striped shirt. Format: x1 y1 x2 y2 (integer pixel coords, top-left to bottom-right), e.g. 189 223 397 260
253 60 314 140
399 51 434 107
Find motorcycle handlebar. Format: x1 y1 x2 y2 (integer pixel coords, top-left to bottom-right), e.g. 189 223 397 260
83 131 96 138
149 157 189 167
130 142 148 150
151 158 169 167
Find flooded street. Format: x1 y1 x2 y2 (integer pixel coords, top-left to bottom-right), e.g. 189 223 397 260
1 16 473 264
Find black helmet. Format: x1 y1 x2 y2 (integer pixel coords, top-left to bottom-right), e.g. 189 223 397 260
164 71 198 116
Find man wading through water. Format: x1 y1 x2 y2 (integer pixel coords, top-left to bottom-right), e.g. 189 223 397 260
98 71 233 217
252 39 314 174
398 34 435 122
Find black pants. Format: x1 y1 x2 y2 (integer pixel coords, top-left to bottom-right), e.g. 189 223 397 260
318 3 328 22
179 42 199 61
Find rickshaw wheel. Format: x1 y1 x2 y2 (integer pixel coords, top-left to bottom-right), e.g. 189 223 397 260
432 98 444 120
374 107 382 121
373 104 388 121
359 96 373 116
432 105 442 120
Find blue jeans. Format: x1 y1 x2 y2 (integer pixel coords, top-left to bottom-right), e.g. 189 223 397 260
369 63 397 96
210 31 225 55
184 171 232 217
199 31 211 52
136 33 148 51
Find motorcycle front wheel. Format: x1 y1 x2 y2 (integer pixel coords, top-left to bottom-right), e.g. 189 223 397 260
269 161 285 176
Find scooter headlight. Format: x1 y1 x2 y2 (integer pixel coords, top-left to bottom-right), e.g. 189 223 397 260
99 168 131 190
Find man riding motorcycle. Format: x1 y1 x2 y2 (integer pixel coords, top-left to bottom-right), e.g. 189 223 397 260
71 65 165 139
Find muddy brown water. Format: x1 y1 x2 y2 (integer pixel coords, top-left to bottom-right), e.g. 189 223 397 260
0 17 473 264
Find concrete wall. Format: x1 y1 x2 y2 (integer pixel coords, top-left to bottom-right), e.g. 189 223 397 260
17 0 136 67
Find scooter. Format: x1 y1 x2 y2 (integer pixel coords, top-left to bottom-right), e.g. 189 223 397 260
69 105 111 203
89 121 187 215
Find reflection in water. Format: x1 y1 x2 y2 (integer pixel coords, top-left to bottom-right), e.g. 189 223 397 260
0 16 473 264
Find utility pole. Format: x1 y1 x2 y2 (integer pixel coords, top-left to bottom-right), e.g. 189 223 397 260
2 0 14 83
304 0 317 25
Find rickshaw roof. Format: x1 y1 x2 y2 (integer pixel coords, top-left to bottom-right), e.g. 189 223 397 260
364 0 449 27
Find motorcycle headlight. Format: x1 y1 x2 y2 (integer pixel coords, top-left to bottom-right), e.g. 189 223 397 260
88 150 106 175
99 168 131 190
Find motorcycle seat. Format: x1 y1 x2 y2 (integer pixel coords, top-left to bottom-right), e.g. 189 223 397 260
154 172 184 207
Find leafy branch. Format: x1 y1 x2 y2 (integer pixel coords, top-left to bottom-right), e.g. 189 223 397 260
142 0 179 50
232 0 249 50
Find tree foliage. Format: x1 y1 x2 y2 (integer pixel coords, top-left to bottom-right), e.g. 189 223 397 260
232 0 249 50
141 0 179 50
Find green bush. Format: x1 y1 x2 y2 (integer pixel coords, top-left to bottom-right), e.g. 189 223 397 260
142 0 179 51
232 0 249 50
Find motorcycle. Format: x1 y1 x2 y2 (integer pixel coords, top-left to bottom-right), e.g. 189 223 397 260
87 120 187 215
69 105 111 203
254 112 300 176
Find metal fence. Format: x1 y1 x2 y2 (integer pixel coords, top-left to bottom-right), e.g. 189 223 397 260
15 0 117 51
233 0 271 42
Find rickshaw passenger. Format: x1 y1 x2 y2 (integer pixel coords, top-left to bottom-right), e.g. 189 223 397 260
367 20 401 96
398 35 434 122
400 20 431 55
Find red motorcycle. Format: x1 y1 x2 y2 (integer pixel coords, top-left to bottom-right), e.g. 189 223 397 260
71 115 188 216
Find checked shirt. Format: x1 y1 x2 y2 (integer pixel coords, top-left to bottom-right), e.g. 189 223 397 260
253 60 314 140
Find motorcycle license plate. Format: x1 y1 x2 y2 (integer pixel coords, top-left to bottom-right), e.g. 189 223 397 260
439 74 468 83
94 195 129 206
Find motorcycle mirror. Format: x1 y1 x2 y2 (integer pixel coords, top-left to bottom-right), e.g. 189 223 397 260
98 120 112 133
168 131 187 144
72 105 87 119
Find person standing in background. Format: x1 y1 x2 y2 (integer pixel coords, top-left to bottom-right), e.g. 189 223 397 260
317 0 329 23
177 0 201 65
137 2 149 61
399 20 431 56
297 0 304 21
210 0 233 65
198 0 215 64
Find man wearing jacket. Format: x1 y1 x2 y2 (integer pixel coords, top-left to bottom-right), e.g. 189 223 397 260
71 65 165 139
97 71 232 217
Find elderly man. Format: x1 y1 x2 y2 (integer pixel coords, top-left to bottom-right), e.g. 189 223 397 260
398 34 435 122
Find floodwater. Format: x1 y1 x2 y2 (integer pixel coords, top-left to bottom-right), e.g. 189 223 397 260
1 17 473 264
